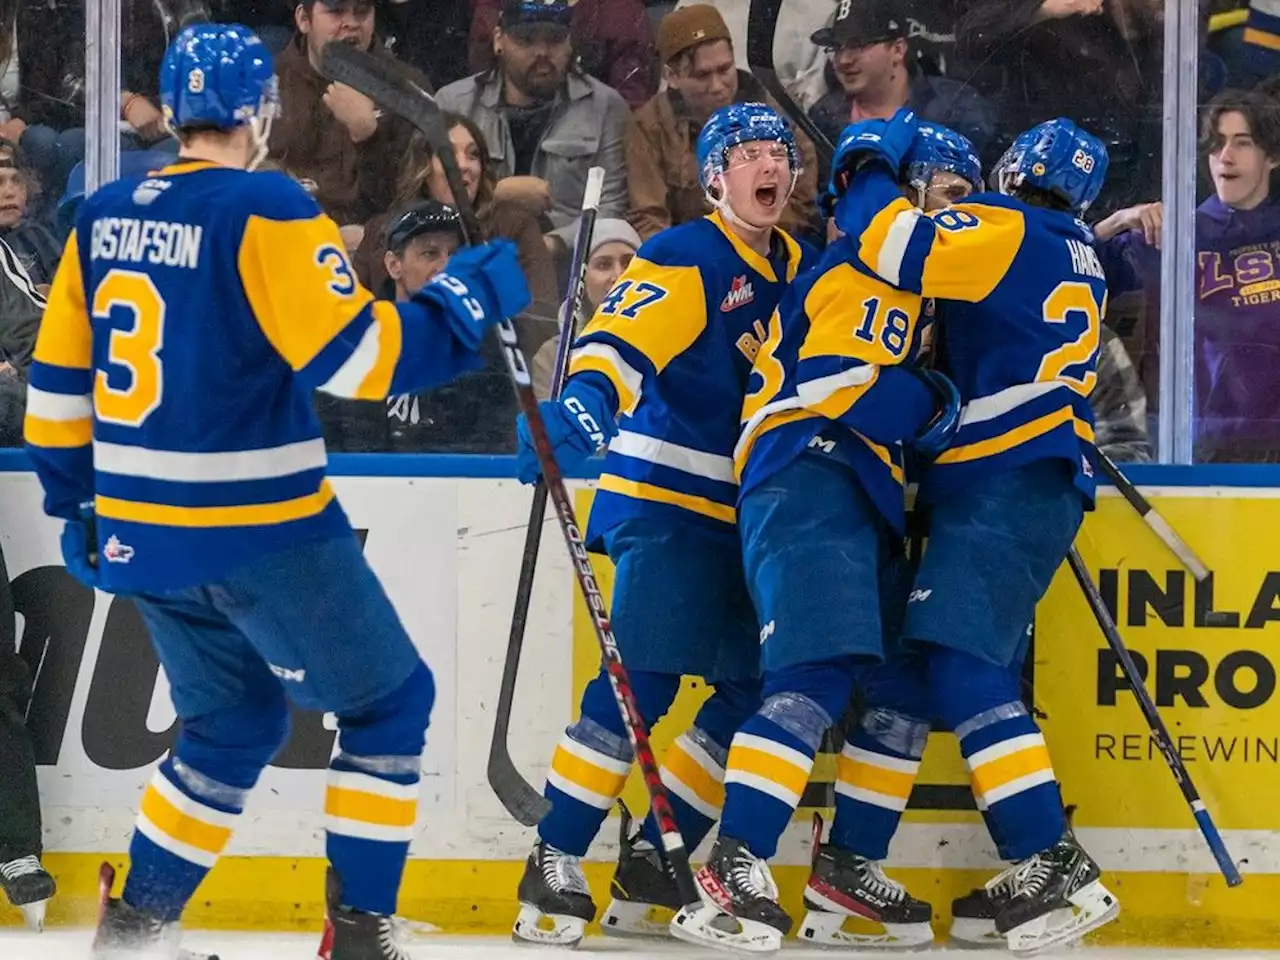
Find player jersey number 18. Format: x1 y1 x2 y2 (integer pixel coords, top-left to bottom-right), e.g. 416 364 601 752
93 268 167 428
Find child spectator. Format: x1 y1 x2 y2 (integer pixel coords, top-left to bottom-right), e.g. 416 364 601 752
0 140 59 289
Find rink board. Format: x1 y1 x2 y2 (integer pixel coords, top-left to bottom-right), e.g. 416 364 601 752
0 455 1277 947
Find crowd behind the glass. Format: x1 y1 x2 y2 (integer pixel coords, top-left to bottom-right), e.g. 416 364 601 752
0 0 1274 462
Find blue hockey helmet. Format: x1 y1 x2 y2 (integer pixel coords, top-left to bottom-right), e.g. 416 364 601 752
696 102 803 193
160 22 278 160
905 123 982 193
991 118 1110 215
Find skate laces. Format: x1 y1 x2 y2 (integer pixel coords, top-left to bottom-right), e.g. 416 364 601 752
730 847 779 901
983 861 1021 899
376 915 412 960
0 856 42 880
541 844 590 896
1009 853 1053 899
858 859 907 903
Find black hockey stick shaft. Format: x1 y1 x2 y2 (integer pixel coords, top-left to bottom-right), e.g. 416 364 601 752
746 0 833 167
488 167 606 826
317 42 703 907
1067 546 1242 886
1095 453 1210 582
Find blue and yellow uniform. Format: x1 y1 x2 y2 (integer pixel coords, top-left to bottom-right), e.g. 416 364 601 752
26 161 485 593
571 211 807 545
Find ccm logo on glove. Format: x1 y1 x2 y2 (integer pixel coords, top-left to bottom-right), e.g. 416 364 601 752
565 396 608 450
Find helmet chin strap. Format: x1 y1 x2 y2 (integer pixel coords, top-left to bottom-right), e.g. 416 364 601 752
704 170 799 235
247 113 274 172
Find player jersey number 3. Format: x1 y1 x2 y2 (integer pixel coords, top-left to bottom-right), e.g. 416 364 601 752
94 268 166 428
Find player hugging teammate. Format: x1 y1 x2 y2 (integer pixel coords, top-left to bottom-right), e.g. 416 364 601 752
509 103 815 946
668 110 1123 954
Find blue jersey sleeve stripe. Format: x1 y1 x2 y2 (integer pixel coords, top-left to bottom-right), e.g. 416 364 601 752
28 361 93 396
300 303 378 393
95 467 328 509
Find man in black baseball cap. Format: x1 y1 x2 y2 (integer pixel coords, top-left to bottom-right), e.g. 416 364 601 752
810 0 907 51
382 199 465 302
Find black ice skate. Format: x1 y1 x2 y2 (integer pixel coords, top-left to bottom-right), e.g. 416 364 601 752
92 863 218 960
669 836 791 953
600 803 681 939
0 854 55 931
317 866 410 960
948 863 1018 946
512 840 596 947
801 840 934 948
995 835 1119 954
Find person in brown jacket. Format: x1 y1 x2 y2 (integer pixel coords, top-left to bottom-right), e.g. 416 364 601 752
353 111 561 356
269 0 423 225
625 4 820 243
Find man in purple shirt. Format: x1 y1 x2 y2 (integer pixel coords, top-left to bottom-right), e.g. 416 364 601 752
1096 87 1280 461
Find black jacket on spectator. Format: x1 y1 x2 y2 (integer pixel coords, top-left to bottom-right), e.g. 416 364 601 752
1 220 61 288
809 68 998 181
956 0 1164 215
0 237 46 447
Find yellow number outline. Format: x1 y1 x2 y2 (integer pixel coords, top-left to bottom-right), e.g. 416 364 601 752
1037 280 1103 397
742 309 785 425
94 269 167 427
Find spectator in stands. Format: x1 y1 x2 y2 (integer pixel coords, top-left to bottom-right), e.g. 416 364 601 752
316 202 520 453
0 235 45 446
1096 88 1280 462
0 141 58 289
626 4 820 242
807 0 995 174
530 218 642 397
353 112 560 352
469 0 657 107
437 0 631 239
957 0 1166 215
1093 326 1153 462
269 0 423 226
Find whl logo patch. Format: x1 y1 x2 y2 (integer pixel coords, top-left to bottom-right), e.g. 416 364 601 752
102 535 134 564
721 276 755 312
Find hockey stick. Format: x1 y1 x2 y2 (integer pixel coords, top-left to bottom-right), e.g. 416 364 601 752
1066 546 1242 886
1094 453 1210 582
318 41 704 909
487 166 606 826
745 0 833 167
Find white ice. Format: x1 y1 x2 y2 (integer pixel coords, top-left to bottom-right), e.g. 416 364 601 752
2 931 1279 960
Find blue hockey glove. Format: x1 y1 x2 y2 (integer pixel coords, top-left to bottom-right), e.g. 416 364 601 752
61 501 100 589
912 368 961 460
829 107 919 197
516 375 618 485
414 239 531 352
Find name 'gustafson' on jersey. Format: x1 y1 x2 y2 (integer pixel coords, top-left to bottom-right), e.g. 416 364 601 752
568 210 808 545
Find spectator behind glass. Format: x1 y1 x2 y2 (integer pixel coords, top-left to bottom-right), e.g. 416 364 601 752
807 0 995 178
269 0 425 226
0 234 45 446
625 4 819 242
468 0 657 107
352 111 560 353
529 217 641 398
435 0 631 240
316 202 521 453
0 140 59 290
1096 89 1280 462
956 0 1165 215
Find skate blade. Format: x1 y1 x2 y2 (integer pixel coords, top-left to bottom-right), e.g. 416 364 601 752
670 902 784 954
800 910 934 949
947 917 1003 948
512 902 587 948
600 899 676 939
19 898 48 932
1006 881 1120 955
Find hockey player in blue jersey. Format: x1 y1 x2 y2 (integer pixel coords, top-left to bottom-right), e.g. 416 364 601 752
24 23 530 960
668 126 969 954
816 110 1120 954
509 103 813 946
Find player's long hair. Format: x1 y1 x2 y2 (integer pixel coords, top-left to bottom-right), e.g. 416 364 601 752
392 112 496 225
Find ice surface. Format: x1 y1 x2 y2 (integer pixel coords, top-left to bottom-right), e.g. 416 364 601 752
3 931 1279 960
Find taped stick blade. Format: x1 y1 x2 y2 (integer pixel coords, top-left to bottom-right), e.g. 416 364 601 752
488 750 552 826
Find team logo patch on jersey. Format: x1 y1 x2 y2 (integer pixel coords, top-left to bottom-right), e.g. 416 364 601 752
721 276 755 312
132 179 171 206
102 535 135 564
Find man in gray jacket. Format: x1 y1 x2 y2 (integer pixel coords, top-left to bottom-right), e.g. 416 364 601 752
435 0 630 234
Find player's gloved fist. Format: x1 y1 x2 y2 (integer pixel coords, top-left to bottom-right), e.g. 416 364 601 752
414 239 531 352
61 500 100 589
911 368 961 459
515 375 618 485
829 107 919 196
